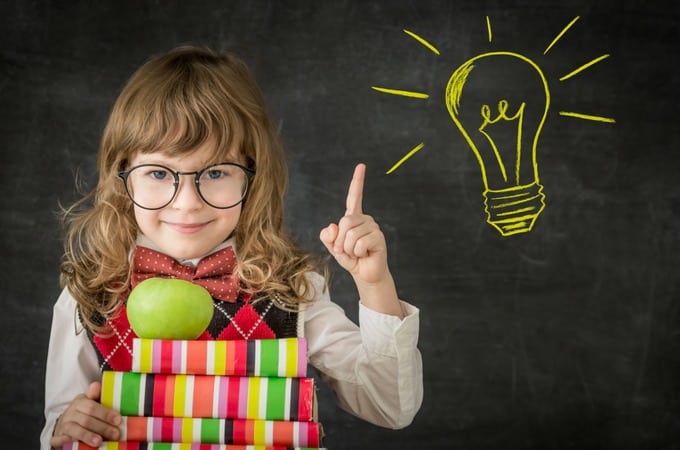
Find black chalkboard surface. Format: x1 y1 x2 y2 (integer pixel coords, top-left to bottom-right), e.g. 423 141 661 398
1 1 679 448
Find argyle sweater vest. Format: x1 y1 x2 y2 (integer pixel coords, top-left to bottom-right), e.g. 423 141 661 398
86 292 300 372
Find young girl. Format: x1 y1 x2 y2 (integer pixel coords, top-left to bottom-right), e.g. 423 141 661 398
41 45 423 449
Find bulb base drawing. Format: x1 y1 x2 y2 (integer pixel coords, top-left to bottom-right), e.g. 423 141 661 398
483 182 546 236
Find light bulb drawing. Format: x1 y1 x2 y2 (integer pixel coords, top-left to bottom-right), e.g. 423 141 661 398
372 16 615 237
445 52 549 236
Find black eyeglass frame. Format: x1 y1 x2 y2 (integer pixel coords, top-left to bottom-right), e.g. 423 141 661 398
118 162 256 210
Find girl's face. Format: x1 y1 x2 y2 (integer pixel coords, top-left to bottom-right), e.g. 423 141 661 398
127 141 243 261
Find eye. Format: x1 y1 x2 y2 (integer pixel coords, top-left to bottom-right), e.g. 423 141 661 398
137 166 173 182
205 169 225 180
150 169 169 180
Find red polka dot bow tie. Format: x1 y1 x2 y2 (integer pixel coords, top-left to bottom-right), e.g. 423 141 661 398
131 246 240 302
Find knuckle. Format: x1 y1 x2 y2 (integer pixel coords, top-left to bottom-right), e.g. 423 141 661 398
56 417 73 435
338 216 352 228
80 401 99 416
345 228 358 242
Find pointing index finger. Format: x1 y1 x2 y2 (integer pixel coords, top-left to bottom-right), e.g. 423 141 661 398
345 163 365 215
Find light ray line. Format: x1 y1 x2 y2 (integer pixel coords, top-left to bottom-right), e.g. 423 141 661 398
559 54 610 81
386 142 425 174
403 29 440 55
544 16 580 55
559 111 616 123
486 16 492 42
371 86 430 99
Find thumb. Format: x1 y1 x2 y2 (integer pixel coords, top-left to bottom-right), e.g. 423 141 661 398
86 381 102 401
319 224 338 253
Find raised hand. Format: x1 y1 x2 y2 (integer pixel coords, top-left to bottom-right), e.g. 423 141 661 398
320 163 403 318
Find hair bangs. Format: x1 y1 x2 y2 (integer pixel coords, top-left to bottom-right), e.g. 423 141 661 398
134 87 246 164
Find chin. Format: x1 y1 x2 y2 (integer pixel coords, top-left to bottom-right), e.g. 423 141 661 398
162 245 212 261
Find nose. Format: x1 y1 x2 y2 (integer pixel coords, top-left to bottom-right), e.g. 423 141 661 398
170 174 204 210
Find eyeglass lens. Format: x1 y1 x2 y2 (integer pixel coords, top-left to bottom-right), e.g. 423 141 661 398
123 164 249 209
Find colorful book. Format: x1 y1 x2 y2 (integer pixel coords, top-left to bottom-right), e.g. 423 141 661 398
63 443 324 450
101 371 316 422
132 338 308 378
118 417 321 447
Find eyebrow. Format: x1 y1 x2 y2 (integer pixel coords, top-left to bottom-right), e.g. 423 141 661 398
129 157 244 169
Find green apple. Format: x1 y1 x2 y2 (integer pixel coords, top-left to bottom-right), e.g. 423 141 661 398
127 277 214 340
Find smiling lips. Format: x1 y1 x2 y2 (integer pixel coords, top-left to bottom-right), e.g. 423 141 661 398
165 221 210 234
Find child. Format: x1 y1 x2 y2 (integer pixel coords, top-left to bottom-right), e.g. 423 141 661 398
41 45 423 449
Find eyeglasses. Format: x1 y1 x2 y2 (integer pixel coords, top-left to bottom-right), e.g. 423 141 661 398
118 162 255 210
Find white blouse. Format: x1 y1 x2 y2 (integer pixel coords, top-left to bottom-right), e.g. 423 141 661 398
40 257 423 449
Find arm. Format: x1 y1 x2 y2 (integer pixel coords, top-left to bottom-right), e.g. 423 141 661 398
303 273 423 429
41 288 121 449
315 163 423 427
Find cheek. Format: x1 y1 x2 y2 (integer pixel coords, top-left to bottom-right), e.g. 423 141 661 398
133 207 157 235
216 205 242 232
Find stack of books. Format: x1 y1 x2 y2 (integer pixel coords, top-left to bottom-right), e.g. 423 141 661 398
64 338 324 450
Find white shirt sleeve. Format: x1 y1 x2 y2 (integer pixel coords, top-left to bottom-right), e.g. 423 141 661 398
303 272 423 429
40 288 101 450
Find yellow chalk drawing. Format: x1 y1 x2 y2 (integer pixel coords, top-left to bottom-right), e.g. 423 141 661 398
403 29 440 55
386 142 425 174
372 17 615 237
558 112 616 123
486 16 492 43
445 52 549 236
559 54 610 81
370 86 429 98
544 16 580 55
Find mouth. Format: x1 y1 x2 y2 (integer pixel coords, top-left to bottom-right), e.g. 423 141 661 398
164 221 210 234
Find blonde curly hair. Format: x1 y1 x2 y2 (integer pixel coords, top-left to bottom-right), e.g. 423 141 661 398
60 45 323 333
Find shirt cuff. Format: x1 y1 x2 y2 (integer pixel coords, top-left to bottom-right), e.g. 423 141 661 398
358 300 420 357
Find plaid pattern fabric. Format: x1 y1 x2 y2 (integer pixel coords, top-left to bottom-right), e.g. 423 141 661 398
90 293 299 372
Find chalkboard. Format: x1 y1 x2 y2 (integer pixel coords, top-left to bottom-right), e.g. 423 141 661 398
1 1 679 448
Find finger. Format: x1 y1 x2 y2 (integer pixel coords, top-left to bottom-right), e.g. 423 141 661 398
333 214 372 253
65 389 122 437
333 216 352 254
353 229 386 258
50 433 78 448
71 408 121 440
56 409 121 445
340 223 374 257
53 414 108 447
83 382 121 426
345 163 366 215
319 224 338 251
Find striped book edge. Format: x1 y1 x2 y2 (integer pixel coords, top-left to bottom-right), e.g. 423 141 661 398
63 442 325 450
118 416 321 447
131 338 307 378
101 372 316 422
